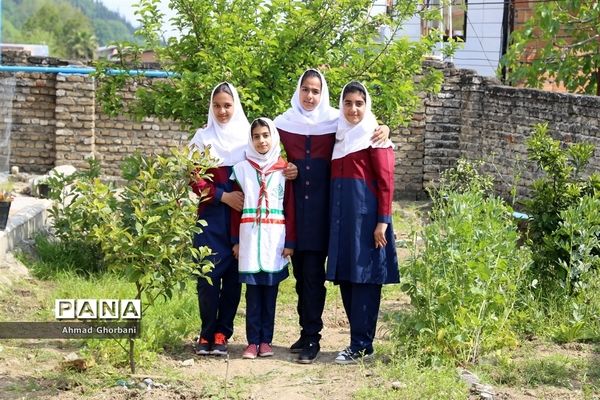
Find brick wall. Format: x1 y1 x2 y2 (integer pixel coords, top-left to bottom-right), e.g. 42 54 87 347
421 62 600 200
4 54 600 200
1 72 56 173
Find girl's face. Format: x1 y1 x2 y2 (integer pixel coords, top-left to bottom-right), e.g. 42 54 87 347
212 91 234 124
299 76 322 111
251 125 272 154
342 91 366 125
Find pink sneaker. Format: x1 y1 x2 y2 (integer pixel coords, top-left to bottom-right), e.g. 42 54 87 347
258 343 274 357
242 344 258 359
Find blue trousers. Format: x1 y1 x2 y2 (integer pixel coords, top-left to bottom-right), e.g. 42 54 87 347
339 281 382 353
245 284 279 345
292 250 327 342
196 254 241 340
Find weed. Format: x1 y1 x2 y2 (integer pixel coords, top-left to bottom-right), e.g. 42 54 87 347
354 352 468 399
399 189 529 363
19 234 103 279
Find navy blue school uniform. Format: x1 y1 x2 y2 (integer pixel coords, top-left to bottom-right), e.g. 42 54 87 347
278 129 335 344
327 147 399 353
190 166 242 341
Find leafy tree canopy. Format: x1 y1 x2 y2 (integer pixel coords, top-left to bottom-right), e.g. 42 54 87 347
97 0 454 130
19 1 97 59
501 0 600 96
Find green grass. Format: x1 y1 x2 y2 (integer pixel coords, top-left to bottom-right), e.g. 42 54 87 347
18 234 105 279
353 349 468 399
475 343 600 396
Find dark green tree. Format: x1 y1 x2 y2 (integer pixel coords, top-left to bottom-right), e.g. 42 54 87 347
20 1 94 58
96 0 455 130
66 30 97 60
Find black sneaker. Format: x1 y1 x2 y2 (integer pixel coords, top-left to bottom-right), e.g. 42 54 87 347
334 347 374 365
289 336 306 354
296 342 320 364
211 332 228 356
194 336 212 356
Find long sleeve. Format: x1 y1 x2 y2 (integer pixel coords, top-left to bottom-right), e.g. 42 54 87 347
283 179 296 249
189 168 224 205
230 181 242 244
369 147 394 223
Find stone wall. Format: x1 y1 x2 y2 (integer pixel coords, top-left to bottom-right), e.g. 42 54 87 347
3 54 600 200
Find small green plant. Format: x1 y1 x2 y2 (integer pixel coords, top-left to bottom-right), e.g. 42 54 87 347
76 148 215 372
432 158 494 200
400 162 529 363
43 148 216 372
45 158 105 274
524 123 600 292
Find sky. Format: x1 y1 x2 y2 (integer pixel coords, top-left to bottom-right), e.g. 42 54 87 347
99 0 177 33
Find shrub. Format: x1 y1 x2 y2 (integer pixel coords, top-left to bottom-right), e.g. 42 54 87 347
521 195 600 342
45 158 106 274
400 188 530 364
524 123 600 291
44 148 216 372
432 158 494 200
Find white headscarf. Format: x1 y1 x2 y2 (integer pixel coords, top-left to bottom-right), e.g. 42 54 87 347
332 81 394 160
245 117 284 172
189 82 250 166
273 69 338 136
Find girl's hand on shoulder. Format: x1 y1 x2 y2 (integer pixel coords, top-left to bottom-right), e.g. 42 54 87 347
282 248 294 258
221 191 244 211
374 223 388 248
371 125 390 145
189 167 201 182
232 244 239 259
284 162 298 180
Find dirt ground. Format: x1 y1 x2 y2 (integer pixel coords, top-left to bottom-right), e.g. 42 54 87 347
0 249 410 400
1 200 598 399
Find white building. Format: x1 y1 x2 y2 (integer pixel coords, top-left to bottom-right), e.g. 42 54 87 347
372 0 506 77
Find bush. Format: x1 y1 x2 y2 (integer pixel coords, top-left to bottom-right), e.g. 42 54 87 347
517 195 600 342
45 158 106 274
524 123 600 292
399 188 530 364
432 158 494 200
43 148 216 372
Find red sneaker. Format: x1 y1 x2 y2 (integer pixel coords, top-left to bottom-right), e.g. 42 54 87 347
258 343 273 357
242 344 258 359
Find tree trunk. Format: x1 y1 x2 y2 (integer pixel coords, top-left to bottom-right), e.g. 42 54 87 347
596 67 600 97
129 338 135 374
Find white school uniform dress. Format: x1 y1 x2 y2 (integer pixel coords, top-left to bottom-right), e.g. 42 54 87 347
232 117 291 280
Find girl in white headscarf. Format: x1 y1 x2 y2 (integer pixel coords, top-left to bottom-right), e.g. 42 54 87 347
327 81 399 365
188 82 249 357
273 69 391 364
230 117 296 359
